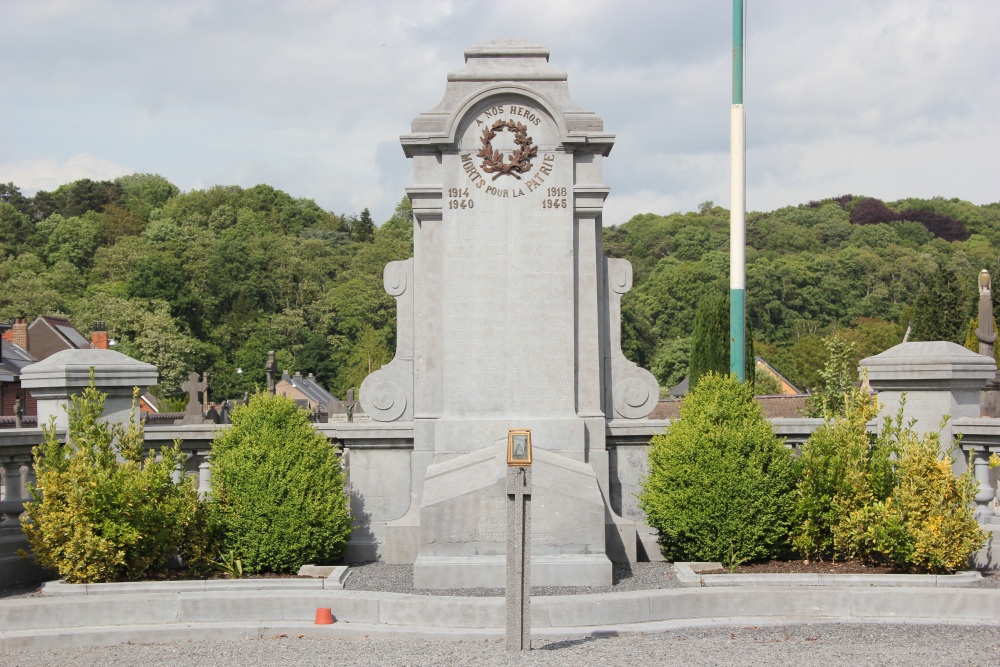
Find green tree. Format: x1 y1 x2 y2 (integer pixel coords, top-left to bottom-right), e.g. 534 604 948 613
689 293 755 391
351 207 375 243
689 294 728 389
345 324 392 395
793 384 893 560
114 173 179 221
911 265 966 343
379 196 414 250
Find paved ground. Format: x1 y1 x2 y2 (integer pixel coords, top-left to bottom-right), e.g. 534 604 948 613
5 563 1000 664
3 623 1000 666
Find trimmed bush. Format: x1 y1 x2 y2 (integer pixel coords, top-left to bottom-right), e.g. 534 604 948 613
209 392 352 573
22 384 210 583
639 373 797 565
792 384 895 560
836 417 986 573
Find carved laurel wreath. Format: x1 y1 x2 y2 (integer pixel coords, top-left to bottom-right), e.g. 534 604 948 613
477 119 538 180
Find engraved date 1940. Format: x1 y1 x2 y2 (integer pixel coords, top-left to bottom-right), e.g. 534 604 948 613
448 187 474 209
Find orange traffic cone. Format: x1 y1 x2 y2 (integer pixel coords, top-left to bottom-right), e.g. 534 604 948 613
315 607 335 624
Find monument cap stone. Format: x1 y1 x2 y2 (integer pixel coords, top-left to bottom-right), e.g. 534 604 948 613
861 341 996 449
20 348 159 428
861 341 997 392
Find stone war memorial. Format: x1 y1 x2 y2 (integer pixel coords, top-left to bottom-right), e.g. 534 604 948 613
347 39 663 588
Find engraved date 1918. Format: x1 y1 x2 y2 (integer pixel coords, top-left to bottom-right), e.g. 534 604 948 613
541 187 567 209
448 187 474 209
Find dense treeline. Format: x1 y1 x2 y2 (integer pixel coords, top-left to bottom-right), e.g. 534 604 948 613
609 196 1000 391
0 176 411 402
2 175 998 400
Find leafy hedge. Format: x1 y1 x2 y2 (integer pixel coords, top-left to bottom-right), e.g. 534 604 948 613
209 392 352 573
22 384 211 583
639 373 798 565
793 389 985 573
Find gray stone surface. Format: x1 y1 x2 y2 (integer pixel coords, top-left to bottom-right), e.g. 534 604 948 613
11 585 1000 653
672 563 983 588
412 442 610 587
5 624 1000 667
348 39 663 573
20 348 158 429
505 466 530 651
862 341 996 454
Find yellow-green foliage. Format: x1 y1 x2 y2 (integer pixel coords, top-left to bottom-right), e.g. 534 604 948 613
639 373 798 565
837 425 987 573
21 383 211 583
792 384 895 560
209 392 352 573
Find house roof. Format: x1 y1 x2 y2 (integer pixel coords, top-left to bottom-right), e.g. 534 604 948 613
279 371 338 406
0 340 36 382
31 316 92 350
754 355 803 395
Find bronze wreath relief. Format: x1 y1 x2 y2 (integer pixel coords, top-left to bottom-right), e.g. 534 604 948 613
477 119 539 180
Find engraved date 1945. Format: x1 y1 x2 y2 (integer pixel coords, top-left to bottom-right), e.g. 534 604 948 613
541 187 568 209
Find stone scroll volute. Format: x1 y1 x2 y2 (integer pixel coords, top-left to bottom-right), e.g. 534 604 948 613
604 257 658 419
359 259 414 422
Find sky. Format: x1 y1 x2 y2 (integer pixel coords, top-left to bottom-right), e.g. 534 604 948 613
1 0 997 226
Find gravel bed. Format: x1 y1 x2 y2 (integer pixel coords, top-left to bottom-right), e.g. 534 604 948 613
4 623 1000 666
5 561 999 600
343 561 679 596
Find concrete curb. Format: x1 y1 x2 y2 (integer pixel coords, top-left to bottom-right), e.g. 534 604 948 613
673 562 983 588
39 566 351 596
4 585 1000 652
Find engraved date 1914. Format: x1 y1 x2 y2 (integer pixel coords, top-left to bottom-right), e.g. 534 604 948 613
448 187 474 209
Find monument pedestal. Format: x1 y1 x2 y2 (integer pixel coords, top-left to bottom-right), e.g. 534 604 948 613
412 442 611 588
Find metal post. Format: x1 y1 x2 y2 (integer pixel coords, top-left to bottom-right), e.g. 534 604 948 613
730 0 747 381
506 466 531 651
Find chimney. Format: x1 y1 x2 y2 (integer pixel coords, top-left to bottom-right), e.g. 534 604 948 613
91 321 109 350
2 319 28 350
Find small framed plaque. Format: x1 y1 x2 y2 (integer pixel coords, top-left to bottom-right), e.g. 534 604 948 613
507 428 532 466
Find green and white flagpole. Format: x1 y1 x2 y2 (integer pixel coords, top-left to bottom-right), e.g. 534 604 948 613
730 0 746 381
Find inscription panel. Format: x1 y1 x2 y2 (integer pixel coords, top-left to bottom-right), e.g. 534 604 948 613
442 96 575 419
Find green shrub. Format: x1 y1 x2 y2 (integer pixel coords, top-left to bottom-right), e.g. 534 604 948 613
639 373 798 565
21 383 211 583
209 392 352 573
792 383 895 561
836 419 986 573
804 337 857 418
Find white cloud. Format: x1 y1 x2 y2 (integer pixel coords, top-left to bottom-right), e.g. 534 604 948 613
0 0 997 226
0 154 133 194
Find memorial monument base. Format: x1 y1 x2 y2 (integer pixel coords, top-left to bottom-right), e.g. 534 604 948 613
411 442 612 588
414 553 611 589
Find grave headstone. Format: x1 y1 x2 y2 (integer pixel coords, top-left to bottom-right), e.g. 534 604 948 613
354 39 658 586
266 351 277 395
180 371 208 425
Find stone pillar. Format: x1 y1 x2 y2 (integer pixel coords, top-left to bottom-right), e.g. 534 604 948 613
860 341 996 470
0 461 29 523
20 349 159 430
198 452 212 499
506 466 531 652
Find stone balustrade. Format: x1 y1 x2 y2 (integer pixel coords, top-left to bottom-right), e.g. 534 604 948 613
8 403 1000 584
